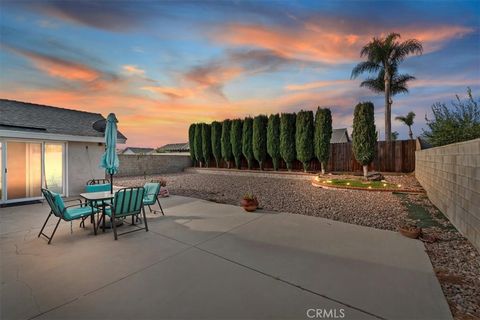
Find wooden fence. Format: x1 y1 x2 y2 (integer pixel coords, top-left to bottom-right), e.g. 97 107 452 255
204 140 416 173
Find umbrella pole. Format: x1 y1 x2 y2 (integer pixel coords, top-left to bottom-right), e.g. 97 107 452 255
110 173 113 193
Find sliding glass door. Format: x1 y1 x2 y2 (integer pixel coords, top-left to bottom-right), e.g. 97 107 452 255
44 143 65 194
6 141 42 200
0 140 66 203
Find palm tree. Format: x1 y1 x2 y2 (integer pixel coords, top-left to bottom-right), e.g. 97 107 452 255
395 111 416 140
351 33 423 141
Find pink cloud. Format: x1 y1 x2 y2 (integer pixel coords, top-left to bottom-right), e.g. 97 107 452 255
211 21 473 63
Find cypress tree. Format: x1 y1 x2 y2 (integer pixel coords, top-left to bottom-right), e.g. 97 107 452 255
253 115 268 170
242 117 254 169
230 119 243 169
194 123 203 166
188 123 196 166
221 120 233 168
314 108 333 174
352 102 377 177
280 113 296 171
211 121 222 168
267 114 281 171
201 123 212 167
295 110 314 172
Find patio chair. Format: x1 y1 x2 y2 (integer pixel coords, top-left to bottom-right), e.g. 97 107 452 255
99 187 148 240
143 182 164 215
39 188 98 244
86 178 110 185
79 182 112 228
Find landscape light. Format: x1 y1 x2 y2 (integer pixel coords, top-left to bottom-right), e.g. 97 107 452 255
383 183 387 187
397 184 402 188
368 186 372 189
346 182 351 186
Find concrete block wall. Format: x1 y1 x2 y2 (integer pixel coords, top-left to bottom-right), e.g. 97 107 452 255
116 153 192 177
415 139 480 250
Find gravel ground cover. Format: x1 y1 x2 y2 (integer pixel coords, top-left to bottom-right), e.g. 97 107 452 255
116 172 479 319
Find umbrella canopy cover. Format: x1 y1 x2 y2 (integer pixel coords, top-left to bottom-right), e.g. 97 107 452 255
100 113 120 175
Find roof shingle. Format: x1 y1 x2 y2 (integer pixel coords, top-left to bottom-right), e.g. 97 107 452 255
0 99 127 140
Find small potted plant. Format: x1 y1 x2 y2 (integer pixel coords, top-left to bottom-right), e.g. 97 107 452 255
241 193 259 212
399 223 422 239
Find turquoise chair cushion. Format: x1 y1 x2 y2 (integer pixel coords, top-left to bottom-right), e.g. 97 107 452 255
52 193 66 213
64 206 99 221
143 183 160 205
85 184 111 193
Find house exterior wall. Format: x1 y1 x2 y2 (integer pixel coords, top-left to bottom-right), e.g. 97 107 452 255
415 139 480 250
67 142 105 196
116 154 192 177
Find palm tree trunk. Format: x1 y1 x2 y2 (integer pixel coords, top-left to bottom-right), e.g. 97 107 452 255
408 125 413 140
384 72 392 142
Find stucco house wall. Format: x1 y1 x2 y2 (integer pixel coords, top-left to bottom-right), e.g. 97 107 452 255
67 142 105 196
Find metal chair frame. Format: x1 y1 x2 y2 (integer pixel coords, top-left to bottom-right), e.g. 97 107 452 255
38 189 97 244
86 178 111 185
144 181 165 215
97 187 148 240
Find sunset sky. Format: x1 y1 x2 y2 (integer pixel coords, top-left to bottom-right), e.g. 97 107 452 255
1 0 479 147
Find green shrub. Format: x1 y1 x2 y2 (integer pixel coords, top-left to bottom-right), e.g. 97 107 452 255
242 117 254 169
267 114 281 170
201 123 212 167
295 110 314 172
352 102 376 177
253 115 268 170
188 123 196 165
211 121 222 167
221 120 233 168
314 108 332 174
280 113 296 170
194 123 203 166
230 119 243 169
423 88 480 146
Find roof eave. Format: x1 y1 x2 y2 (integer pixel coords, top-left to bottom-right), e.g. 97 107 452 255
0 129 127 144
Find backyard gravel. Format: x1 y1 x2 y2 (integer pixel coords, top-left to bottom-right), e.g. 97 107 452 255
117 172 480 319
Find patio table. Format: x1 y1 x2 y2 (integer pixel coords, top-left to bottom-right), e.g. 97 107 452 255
80 187 122 231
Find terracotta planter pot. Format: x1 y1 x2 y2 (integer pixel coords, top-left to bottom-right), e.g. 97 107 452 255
399 226 422 239
241 198 258 212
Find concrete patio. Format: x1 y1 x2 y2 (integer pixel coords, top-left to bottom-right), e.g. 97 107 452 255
1 196 451 320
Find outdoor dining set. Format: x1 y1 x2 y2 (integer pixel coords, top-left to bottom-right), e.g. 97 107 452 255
38 179 165 244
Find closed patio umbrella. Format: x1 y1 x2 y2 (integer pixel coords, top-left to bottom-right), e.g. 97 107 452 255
100 113 119 193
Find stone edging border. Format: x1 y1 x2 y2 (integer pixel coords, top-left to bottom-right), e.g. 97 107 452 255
311 180 426 193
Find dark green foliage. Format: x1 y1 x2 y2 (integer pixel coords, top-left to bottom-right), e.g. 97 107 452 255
253 115 268 170
188 124 196 164
211 121 222 167
314 108 332 173
352 102 376 175
221 120 233 168
423 88 480 147
194 123 203 165
230 119 243 169
267 114 281 170
295 110 314 172
242 117 254 169
201 124 211 167
280 113 296 171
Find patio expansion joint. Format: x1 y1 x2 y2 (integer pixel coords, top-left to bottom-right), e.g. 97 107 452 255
150 213 387 320
28 213 269 319
192 246 387 320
